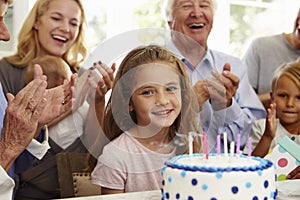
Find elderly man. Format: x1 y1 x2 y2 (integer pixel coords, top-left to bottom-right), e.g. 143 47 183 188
164 0 266 152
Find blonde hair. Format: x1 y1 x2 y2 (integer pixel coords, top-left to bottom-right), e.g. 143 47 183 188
4 0 87 72
26 55 71 88
103 44 200 153
293 9 300 32
271 61 300 92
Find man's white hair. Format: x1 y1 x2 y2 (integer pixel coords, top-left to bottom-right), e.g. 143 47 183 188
163 0 218 22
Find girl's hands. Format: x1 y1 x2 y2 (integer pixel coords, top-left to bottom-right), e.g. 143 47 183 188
73 61 115 110
88 61 116 101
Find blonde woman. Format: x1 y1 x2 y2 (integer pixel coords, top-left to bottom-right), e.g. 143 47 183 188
0 0 114 199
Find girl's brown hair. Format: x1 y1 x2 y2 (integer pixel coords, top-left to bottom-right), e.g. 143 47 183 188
103 45 200 152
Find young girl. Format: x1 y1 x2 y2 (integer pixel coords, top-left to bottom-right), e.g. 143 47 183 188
91 45 201 194
250 61 300 179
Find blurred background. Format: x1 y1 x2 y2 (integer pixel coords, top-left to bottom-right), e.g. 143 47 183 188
1 0 299 59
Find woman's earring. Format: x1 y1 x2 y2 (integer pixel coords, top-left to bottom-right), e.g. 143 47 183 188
129 104 134 112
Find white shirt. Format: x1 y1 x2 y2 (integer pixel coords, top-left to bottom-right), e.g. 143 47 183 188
0 166 14 200
26 126 50 159
49 101 89 149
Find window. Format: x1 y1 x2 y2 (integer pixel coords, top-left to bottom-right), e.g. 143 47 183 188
2 0 299 59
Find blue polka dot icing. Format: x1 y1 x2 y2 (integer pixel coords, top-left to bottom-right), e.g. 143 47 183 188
202 184 208 190
168 176 172 183
257 170 262 176
231 186 239 194
264 180 269 188
191 178 198 186
245 182 252 188
161 153 277 200
216 171 223 179
165 193 169 199
271 189 278 198
164 153 274 173
161 166 167 175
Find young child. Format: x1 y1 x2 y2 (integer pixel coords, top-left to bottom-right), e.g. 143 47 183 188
26 55 89 149
26 55 72 88
250 61 300 179
91 45 201 194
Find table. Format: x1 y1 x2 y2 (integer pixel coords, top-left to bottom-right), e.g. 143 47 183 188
58 190 161 200
59 179 300 200
276 179 300 200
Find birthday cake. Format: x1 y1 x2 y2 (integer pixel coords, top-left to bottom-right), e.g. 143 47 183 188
161 153 278 200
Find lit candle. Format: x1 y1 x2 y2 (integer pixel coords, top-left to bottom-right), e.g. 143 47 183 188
217 134 221 155
236 133 241 156
223 132 228 157
188 132 193 158
230 141 235 158
247 137 252 157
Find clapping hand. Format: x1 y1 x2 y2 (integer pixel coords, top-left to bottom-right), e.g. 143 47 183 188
73 61 115 109
0 76 48 171
264 102 277 140
208 63 239 110
193 80 210 108
88 61 115 101
33 64 77 126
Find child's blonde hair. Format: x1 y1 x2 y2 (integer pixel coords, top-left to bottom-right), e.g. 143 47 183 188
271 61 300 92
26 55 72 88
103 44 201 154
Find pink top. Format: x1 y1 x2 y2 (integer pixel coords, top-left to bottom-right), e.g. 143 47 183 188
91 132 176 192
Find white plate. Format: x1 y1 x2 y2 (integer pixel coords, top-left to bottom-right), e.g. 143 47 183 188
276 179 300 200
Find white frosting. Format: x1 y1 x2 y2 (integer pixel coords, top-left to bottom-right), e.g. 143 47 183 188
161 154 278 200
177 155 259 168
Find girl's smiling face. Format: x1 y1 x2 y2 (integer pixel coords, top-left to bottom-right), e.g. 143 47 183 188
273 75 300 128
129 64 182 130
